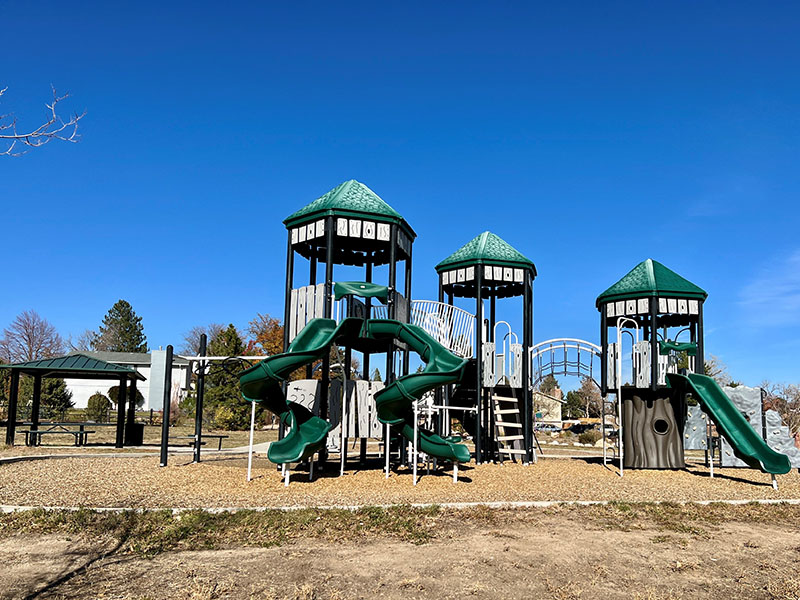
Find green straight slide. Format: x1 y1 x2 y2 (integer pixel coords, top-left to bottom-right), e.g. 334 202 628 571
238 316 471 464
667 372 791 475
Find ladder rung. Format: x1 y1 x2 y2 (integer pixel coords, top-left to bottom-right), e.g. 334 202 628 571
495 409 519 415
498 448 527 455
492 395 518 402
496 421 522 428
498 435 524 441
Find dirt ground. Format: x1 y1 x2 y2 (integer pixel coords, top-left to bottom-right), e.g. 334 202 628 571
3 505 800 600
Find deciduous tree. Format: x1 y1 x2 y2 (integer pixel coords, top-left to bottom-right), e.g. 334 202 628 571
0 310 64 362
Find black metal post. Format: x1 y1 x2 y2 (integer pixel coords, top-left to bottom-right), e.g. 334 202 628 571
600 308 608 396
650 300 658 391
696 302 705 374
115 377 127 448
522 273 533 463
159 345 174 467
31 374 42 433
5 370 20 446
124 378 138 445
283 230 295 352
475 269 483 463
193 334 207 462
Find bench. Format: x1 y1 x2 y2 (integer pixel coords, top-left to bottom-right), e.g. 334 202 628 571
18 426 95 447
168 434 228 451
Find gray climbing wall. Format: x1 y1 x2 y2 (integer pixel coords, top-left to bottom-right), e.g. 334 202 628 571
719 386 763 468
684 404 709 451
765 409 800 469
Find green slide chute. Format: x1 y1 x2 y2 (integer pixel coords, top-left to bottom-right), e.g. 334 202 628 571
667 372 791 475
239 318 362 464
238 317 471 465
364 319 471 463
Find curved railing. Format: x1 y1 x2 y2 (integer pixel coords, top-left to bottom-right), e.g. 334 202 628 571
530 338 601 387
372 300 475 358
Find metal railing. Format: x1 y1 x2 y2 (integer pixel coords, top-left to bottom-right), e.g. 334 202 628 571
529 338 602 386
372 300 475 358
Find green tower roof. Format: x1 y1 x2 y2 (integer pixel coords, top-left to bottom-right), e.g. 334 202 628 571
283 179 415 237
435 231 537 274
596 259 707 307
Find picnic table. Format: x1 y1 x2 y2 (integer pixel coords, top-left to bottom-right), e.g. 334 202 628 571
168 434 229 451
18 423 96 447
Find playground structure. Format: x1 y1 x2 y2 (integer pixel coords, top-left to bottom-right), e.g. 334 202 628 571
228 179 795 487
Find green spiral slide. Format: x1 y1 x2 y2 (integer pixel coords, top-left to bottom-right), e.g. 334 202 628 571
667 372 791 475
238 318 362 464
238 317 471 465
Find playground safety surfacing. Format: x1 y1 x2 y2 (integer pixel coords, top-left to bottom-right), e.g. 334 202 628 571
1 454 799 509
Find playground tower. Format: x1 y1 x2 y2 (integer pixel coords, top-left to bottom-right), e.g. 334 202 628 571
597 259 707 469
435 232 537 464
282 179 416 431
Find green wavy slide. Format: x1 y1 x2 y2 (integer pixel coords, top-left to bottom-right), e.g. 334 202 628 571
239 317 471 464
667 372 791 475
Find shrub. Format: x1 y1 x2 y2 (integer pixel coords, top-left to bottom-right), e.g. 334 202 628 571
86 392 111 422
578 430 601 445
212 405 237 430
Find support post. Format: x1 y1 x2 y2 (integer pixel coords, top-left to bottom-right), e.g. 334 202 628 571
31 374 42 433
650 301 658 391
475 269 483 463
193 334 207 462
600 308 608 395
159 345 174 467
124 378 138 445
246 398 256 481
115 377 127 449
522 273 533 463
696 302 705 375
5 371 20 446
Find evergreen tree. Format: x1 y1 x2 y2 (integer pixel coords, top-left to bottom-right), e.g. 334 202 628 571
205 324 251 429
18 377 74 419
93 300 148 353
538 374 559 395
371 368 382 382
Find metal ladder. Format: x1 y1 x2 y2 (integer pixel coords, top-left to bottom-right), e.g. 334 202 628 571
492 394 526 462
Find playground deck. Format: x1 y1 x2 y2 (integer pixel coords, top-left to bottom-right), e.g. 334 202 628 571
2 455 799 509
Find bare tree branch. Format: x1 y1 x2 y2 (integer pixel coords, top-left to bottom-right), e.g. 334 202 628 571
0 310 64 362
0 86 86 156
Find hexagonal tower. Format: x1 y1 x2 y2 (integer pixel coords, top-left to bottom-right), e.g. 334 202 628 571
597 259 708 469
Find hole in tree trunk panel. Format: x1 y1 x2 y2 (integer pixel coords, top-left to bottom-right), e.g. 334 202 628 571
653 418 670 435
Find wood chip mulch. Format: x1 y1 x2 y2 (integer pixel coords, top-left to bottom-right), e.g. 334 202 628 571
1 454 798 508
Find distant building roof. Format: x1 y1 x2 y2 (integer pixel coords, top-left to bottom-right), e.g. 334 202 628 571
596 259 707 307
436 231 537 274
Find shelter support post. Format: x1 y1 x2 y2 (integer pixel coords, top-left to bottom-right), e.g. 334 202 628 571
31 374 42 433
159 345 174 467
115 377 127 448
5 371 20 446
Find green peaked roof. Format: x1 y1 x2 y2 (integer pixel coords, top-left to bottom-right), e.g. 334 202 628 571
596 259 707 307
435 231 536 274
284 179 415 236
0 353 145 379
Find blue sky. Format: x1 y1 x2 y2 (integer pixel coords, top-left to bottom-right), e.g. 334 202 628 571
2 1 799 386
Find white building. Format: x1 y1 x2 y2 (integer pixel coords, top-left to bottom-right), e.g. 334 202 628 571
64 351 190 410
